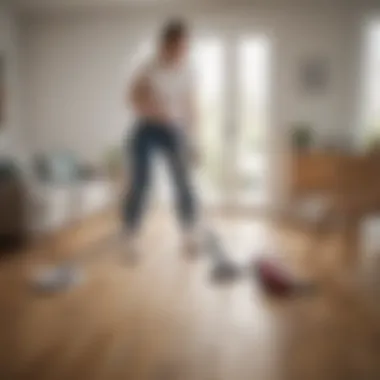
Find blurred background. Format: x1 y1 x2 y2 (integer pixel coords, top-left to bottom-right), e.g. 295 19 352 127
0 0 380 379
0 0 379 235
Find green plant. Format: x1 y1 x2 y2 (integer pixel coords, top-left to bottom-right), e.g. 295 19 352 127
291 122 313 151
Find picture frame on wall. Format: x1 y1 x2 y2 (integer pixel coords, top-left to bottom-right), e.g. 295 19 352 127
299 57 330 96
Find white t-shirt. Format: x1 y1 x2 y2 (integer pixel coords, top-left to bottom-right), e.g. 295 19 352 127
127 53 193 127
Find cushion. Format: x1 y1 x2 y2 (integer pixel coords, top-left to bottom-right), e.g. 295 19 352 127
35 151 80 184
0 159 19 181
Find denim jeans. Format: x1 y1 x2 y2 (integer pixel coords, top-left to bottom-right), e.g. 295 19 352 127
123 120 197 232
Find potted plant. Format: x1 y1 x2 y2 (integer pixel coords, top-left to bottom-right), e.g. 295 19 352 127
291 122 314 152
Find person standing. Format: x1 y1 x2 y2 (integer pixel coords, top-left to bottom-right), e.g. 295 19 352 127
123 19 199 256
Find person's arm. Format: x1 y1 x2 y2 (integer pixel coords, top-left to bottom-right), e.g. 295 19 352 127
127 72 169 123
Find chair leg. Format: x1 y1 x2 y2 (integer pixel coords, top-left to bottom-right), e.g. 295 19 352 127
340 214 361 268
305 207 338 275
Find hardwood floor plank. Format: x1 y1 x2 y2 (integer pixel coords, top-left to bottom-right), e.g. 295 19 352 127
0 211 379 379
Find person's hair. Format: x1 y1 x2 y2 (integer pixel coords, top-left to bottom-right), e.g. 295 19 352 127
160 19 188 46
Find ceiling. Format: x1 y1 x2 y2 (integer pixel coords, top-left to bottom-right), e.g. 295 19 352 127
10 0 177 10
8 0 380 12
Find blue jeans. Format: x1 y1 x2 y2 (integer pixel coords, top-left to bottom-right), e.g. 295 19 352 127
123 120 197 232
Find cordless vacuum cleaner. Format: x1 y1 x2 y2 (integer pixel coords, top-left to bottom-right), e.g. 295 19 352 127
204 227 316 297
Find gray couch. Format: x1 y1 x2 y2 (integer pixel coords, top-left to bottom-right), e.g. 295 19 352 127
0 159 27 249
27 151 116 235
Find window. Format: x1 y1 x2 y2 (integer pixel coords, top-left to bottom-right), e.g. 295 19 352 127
235 36 270 204
362 21 380 142
192 39 226 202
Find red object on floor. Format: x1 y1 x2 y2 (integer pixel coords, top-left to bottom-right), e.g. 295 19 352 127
255 258 299 297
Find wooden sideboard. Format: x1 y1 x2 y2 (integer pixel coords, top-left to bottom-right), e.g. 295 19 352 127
291 152 340 198
291 152 380 201
290 152 380 265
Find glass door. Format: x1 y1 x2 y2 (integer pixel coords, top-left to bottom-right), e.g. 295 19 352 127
192 38 226 207
234 35 271 206
192 33 271 210
361 21 380 145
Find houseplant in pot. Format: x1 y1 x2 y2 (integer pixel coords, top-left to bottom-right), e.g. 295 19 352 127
291 122 314 152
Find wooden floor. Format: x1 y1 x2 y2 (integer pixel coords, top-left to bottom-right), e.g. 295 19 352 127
0 210 380 380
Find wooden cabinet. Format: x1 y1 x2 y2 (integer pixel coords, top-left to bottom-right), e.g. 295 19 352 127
291 152 340 198
290 152 380 264
291 152 380 203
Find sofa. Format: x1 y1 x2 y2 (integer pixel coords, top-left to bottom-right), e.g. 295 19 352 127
27 151 116 235
0 159 28 249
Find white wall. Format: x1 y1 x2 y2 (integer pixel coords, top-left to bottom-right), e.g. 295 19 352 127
19 5 363 158
0 5 24 161
21 11 134 164
18 4 372 206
